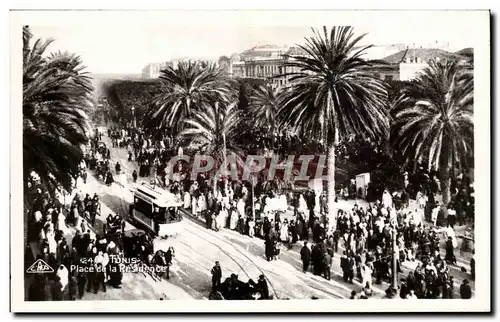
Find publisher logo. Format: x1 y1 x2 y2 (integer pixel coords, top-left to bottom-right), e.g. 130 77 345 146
26 259 54 274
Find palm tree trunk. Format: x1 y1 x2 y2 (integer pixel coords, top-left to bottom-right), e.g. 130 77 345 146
441 167 451 206
327 142 336 231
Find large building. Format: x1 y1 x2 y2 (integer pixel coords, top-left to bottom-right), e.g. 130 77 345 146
378 47 473 81
142 61 174 79
218 45 306 88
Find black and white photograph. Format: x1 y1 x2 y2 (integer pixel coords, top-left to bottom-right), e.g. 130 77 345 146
10 9 491 313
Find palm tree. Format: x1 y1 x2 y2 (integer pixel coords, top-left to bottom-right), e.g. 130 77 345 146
278 26 390 228
178 101 244 192
392 59 473 206
23 26 93 193
248 84 281 133
147 61 233 134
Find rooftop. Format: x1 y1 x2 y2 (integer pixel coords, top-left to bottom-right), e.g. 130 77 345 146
381 48 468 64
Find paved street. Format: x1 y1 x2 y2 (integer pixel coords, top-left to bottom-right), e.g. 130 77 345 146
44 129 471 301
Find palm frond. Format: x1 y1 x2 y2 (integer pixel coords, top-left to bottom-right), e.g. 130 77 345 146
278 26 390 143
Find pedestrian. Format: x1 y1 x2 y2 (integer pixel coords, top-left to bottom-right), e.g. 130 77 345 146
346 253 355 283
300 242 311 273
256 274 269 300
340 251 348 281
77 272 87 299
51 276 64 301
211 261 222 291
445 237 457 265
94 263 107 293
460 279 472 299
132 170 138 183
323 251 332 280
361 263 373 290
68 275 78 300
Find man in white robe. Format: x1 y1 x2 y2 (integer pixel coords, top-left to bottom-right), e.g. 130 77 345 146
56 264 69 291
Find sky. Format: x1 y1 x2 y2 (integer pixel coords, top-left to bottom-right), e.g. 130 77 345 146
19 11 484 75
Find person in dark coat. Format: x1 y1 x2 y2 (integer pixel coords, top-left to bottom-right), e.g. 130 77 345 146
77 272 87 298
132 170 138 183
290 220 298 244
265 238 275 262
29 274 49 301
445 237 457 264
68 275 78 300
460 279 472 299
323 251 332 280
300 242 311 273
311 243 324 276
211 261 222 291
256 274 269 299
93 263 106 294
51 276 64 301
345 253 355 283
340 251 348 281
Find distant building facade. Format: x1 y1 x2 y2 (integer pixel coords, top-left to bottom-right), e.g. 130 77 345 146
218 45 306 88
216 43 473 85
142 61 173 79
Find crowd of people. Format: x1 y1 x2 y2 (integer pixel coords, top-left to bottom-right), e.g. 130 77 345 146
25 123 475 301
101 123 475 300
26 177 125 301
25 129 179 301
209 261 271 300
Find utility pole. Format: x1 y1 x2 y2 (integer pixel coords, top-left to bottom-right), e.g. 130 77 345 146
251 175 256 220
392 224 398 289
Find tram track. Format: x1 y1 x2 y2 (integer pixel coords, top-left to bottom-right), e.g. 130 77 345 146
180 212 347 299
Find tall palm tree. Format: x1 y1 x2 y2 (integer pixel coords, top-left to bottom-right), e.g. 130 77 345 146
278 26 390 228
392 59 474 206
178 101 244 191
23 26 93 192
248 84 281 133
147 61 233 134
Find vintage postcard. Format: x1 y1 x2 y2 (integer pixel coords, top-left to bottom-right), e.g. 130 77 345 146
10 9 491 313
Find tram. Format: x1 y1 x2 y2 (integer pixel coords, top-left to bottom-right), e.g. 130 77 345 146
129 183 184 238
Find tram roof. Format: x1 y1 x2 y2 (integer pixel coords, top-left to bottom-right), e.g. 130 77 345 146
134 184 183 208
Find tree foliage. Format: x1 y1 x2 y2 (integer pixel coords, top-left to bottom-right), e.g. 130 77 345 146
23 25 93 192
146 61 233 135
392 60 474 172
278 26 390 143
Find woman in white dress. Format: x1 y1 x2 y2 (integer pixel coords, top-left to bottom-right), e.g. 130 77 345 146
280 220 289 243
56 210 67 234
198 194 207 213
444 224 457 248
237 199 245 218
217 206 228 231
229 206 238 230
46 227 58 255
191 195 198 215
248 217 255 237
298 194 308 213
183 191 191 209
56 264 69 291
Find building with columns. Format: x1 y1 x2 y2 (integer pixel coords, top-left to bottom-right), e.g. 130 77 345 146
217 43 473 85
218 45 307 88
